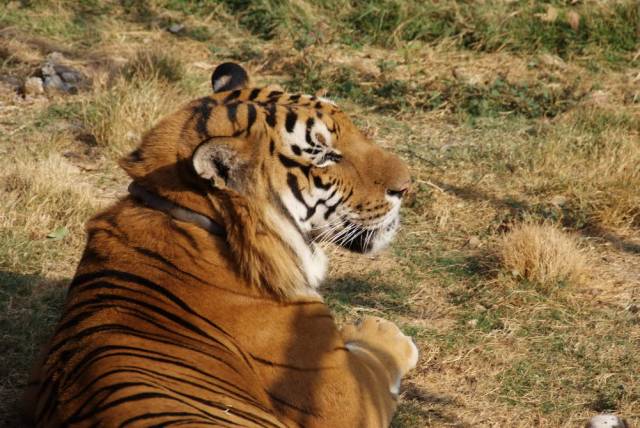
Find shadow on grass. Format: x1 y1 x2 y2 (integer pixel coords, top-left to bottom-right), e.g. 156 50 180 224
322 275 415 318
431 179 640 255
0 271 67 428
393 383 469 427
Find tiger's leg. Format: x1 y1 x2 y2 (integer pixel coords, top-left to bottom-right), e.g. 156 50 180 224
340 316 419 425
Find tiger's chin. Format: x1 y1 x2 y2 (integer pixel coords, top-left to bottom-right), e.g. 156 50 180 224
341 216 400 255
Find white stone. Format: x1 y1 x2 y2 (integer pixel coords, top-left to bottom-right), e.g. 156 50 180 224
23 77 44 95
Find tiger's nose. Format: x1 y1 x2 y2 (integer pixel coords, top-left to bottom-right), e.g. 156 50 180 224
384 155 412 199
386 179 411 198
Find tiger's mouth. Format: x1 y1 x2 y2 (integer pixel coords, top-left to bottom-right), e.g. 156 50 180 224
311 209 400 254
340 216 400 254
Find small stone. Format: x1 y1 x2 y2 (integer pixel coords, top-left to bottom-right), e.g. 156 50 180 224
46 51 65 64
452 67 487 86
473 304 486 313
550 195 568 207
567 11 581 31
41 62 57 77
57 68 83 84
468 236 481 248
168 23 185 34
539 53 567 70
585 414 627 428
23 77 44 95
125 131 140 142
43 74 65 92
466 319 478 328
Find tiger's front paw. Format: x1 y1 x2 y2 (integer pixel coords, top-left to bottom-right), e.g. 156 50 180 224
341 316 419 379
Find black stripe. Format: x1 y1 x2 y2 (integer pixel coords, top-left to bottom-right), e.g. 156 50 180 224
120 412 210 428
278 154 310 176
324 198 342 220
226 102 239 123
67 270 245 359
66 391 236 426
265 104 277 128
131 246 210 286
303 147 322 155
286 173 308 207
168 221 199 250
312 174 331 190
69 372 279 427
60 346 247 401
54 321 241 378
223 89 241 103
66 366 264 420
194 97 217 138
289 94 301 103
284 110 297 133
248 88 261 100
246 103 257 135
305 117 315 145
267 90 283 103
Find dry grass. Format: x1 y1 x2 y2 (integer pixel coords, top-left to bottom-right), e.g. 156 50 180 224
81 76 189 156
499 221 590 291
0 139 101 275
1 1 639 426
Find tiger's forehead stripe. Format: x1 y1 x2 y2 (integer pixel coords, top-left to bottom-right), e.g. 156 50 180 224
189 87 339 146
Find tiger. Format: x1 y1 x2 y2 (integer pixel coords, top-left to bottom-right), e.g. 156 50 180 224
23 62 418 427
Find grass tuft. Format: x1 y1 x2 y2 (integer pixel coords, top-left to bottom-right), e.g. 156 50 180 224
122 49 185 83
499 221 589 291
81 77 188 156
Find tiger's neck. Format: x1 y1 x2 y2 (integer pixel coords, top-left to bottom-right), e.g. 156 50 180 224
265 206 328 291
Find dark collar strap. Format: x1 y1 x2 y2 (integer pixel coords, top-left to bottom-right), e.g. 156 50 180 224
128 182 226 237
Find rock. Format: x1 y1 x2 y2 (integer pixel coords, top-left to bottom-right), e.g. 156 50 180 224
585 414 627 428
23 77 44 95
46 51 66 63
43 74 66 92
452 67 488 86
168 23 185 34
536 5 558 23
567 11 581 31
468 236 482 248
539 53 567 70
550 195 568 207
39 60 89 94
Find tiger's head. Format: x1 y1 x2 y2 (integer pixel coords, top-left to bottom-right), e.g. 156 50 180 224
121 63 410 298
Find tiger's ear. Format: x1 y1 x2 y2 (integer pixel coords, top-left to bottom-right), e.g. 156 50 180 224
211 62 250 93
192 138 251 191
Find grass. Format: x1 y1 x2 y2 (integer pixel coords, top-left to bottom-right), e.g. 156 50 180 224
499 221 589 291
1 0 639 426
